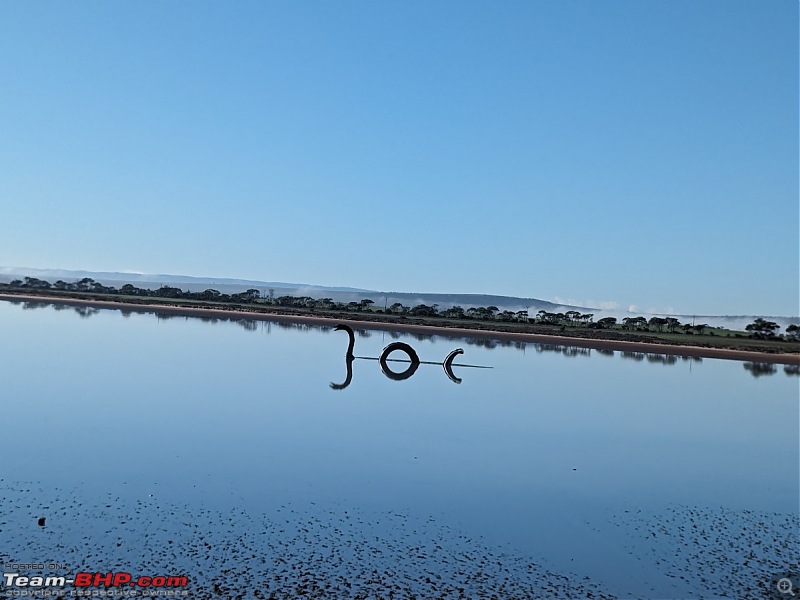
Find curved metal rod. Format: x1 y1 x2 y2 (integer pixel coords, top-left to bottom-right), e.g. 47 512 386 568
379 341 421 381
443 348 464 384
356 356 491 368
334 323 356 359
333 323 487 386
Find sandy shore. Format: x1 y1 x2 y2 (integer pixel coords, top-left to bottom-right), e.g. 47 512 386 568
2 292 798 365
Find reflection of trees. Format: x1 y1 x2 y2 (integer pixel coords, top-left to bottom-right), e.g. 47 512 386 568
743 362 777 378
646 354 678 365
535 343 558 354
236 319 258 332
22 301 50 310
527 346 698 365
563 347 591 358
466 338 498 350
533 343 591 358
5 297 794 382
274 322 323 334
74 306 98 318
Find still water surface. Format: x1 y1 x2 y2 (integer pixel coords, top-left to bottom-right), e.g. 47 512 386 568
1 299 797 599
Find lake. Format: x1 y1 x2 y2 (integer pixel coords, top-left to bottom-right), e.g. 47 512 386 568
0 298 797 599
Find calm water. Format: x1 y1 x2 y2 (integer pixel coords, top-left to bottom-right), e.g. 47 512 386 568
1 299 797 599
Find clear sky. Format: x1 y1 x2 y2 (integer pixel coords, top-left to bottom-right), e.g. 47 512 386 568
0 1 797 316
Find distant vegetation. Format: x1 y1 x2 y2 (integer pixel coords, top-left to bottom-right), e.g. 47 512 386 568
1 276 797 343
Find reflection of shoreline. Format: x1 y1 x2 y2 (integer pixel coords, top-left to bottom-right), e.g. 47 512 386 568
3 293 798 365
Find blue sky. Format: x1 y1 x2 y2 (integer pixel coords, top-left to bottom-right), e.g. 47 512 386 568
0 1 796 316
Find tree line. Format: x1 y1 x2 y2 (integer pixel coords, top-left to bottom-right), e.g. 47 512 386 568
1 276 796 341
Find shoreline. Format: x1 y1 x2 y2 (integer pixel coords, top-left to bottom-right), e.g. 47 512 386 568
2 292 798 365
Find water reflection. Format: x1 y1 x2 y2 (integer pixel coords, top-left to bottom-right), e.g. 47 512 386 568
23 299 100 319
377 341 421 381
74 306 98 318
535 343 705 368
744 362 778 378
741 361 800 378
537 343 592 358
237 319 258 332
330 356 354 390
2 299 797 378
442 348 465 384
21 301 49 310
0 297 796 599
329 324 479 388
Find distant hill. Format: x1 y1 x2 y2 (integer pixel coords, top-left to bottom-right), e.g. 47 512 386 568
359 292 572 313
0 266 577 313
0 267 369 293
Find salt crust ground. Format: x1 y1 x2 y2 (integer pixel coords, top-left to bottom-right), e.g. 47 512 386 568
0 483 796 599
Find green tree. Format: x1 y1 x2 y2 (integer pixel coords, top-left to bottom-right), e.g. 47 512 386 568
410 304 436 317
745 318 780 339
443 306 465 319
622 316 647 331
537 310 559 324
597 317 617 329
75 277 95 291
622 317 647 331
23 277 51 289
